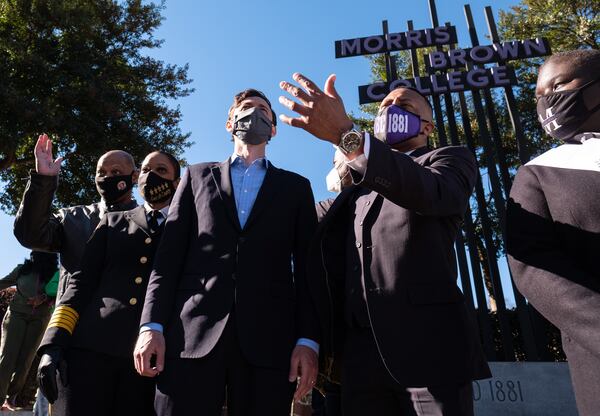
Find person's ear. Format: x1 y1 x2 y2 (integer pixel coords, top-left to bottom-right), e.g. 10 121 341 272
271 125 277 138
173 177 181 189
225 119 233 133
422 120 434 136
132 169 139 185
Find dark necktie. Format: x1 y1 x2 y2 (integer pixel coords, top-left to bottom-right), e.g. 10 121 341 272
148 210 163 234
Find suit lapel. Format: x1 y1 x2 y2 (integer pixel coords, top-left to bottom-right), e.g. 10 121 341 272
316 186 358 233
211 160 242 232
243 163 283 230
126 206 151 237
410 146 431 158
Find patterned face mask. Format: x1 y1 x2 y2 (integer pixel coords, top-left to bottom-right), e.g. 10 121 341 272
140 171 176 204
373 105 430 146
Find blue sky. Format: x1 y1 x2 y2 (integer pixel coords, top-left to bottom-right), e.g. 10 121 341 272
0 0 521 305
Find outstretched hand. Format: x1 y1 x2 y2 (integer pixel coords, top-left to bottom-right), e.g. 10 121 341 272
279 73 353 144
35 134 63 176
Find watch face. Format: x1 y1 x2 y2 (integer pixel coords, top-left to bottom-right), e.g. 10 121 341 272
341 131 362 153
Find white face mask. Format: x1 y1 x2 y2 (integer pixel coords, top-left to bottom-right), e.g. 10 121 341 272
326 166 351 194
326 167 342 193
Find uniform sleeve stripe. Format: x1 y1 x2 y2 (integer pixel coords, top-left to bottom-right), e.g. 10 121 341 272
50 313 77 327
47 321 76 334
48 316 77 327
48 316 77 328
54 305 80 320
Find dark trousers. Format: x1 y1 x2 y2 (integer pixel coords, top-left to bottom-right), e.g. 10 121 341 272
341 327 474 416
53 348 155 416
312 382 342 416
155 317 295 416
0 308 50 402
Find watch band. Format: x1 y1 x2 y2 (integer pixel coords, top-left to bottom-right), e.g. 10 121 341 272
339 125 363 155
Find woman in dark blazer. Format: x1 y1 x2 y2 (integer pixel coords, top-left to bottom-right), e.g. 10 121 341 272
36 151 181 416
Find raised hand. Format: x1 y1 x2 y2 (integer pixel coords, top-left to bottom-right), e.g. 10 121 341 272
279 73 353 144
35 134 64 176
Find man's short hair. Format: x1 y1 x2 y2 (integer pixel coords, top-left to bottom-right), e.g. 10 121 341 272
227 88 277 126
153 150 181 179
540 49 600 78
391 85 433 112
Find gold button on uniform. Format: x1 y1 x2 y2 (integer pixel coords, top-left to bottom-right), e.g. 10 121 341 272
140 256 147 264
129 298 137 305
135 277 143 284
145 237 152 244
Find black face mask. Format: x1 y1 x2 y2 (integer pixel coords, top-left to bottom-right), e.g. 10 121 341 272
232 107 273 145
537 77 600 141
140 171 176 204
95 172 134 204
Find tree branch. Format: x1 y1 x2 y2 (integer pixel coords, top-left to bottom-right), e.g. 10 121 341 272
0 149 16 171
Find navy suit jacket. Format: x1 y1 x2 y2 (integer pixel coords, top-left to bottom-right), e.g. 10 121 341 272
140 159 319 371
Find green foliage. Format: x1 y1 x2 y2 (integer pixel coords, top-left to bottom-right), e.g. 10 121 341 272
0 0 193 214
498 0 600 51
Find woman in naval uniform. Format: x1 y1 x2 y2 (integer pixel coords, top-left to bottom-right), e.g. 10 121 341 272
36 151 181 416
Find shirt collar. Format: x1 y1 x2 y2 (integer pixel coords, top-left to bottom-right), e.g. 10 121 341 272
100 199 137 214
143 202 170 217
230 154 269 169
569 132 600 144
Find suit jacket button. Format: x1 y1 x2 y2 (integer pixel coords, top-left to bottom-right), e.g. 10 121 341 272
140 256 148 264
356 242 362 248
145 237 152 244
129 298 138 305
135 277 143 284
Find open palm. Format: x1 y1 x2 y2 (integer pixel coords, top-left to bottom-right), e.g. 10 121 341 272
35 134 63 176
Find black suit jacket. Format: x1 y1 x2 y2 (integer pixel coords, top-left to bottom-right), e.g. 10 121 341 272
39 205 162 358
140 159 319 371
309 137 491 386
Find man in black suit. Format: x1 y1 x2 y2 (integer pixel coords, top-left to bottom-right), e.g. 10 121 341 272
134 89 319 416
279 74 490 415
14 134 138 301
36 151 181 415
507 49 600 416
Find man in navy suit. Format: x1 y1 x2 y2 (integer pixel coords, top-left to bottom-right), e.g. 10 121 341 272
134 89 320 416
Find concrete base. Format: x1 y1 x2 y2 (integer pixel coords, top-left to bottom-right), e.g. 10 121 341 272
474 362 578 416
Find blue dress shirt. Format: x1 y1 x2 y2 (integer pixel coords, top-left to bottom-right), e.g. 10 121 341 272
141 155 318 354
229 155 268 228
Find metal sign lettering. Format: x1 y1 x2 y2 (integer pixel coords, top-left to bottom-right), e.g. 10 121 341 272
359 65 516 104
335 25 458 58
424 38 551 71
